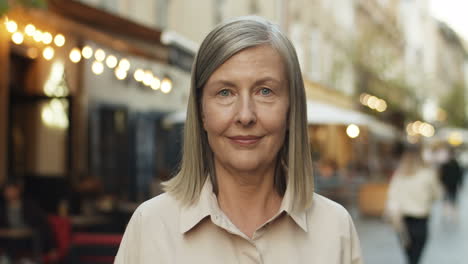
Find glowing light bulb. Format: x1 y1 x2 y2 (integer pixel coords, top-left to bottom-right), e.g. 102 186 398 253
161 78 172 94
69 48 82 63
420 123 435 138
376 99 387 112
54 34 65 47
359 93 370 105
11 32 24 44
95 49 106 62
25 24 36 36
133 69 144 82
81 46 93 59
92 61 104 75
42 32 53 45
143 71 153 86
412 121 422 134
106 55 118 68
6 20 17 33
151 77 161 90
33 30 43 42
346 124 360 138
115 67 127 80
406 123 417 136
367 96 378 109
43 46 55 60
118 58 130 71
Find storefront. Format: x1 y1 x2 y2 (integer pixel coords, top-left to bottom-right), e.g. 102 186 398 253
0 1 192 212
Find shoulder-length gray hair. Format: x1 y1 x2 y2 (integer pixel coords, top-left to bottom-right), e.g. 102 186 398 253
163 16 313 211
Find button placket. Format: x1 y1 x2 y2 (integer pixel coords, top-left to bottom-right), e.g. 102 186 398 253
240 240 263 264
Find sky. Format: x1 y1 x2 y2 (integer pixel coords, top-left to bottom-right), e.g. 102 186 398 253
430 0 468 41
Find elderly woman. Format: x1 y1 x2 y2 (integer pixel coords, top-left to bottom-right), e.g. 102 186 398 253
116 16 362 263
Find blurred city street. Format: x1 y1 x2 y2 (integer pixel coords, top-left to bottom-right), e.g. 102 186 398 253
2 0 468 263
356 175 468 264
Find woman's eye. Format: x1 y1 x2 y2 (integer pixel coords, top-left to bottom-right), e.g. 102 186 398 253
218 89 231 96
260 88 272 96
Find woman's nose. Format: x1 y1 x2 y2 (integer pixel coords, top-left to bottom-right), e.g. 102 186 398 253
235 94 256 126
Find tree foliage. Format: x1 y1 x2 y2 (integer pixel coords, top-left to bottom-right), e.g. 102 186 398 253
442 82 466 127
0 0 47 16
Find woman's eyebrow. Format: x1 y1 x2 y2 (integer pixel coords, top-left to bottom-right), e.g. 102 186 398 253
206 79 237 88
253 77 282 86
206 76 282 88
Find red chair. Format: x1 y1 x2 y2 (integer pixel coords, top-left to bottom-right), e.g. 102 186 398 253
43 215 72 263
69 233 123 264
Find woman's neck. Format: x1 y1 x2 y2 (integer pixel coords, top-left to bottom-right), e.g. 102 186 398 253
215 164 282 238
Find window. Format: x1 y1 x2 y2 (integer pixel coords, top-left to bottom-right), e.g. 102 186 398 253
290 23 305 71
308 28 322 82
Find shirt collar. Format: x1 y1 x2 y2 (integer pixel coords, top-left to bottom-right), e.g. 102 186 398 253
279 183 309 232
179 177 216 234
179 176 308 234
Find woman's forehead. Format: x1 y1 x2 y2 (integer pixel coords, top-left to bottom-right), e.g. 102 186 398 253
204 45 287 86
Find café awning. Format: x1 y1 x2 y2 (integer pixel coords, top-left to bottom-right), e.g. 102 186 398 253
306 100 371 125
307 100 399 140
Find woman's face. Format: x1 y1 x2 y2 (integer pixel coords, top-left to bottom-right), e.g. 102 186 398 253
4 184 21 202
202 45 289 174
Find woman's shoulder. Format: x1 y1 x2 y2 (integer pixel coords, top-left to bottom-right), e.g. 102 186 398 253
133 193 181 222
307 193 354 228
313 193 349 210
417 166 438 179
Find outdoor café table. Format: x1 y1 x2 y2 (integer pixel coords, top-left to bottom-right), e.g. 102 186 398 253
67 232 123 264
70 215 110 232
0 228 41 262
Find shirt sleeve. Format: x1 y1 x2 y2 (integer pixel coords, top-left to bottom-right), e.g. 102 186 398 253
385 176 401 218
114 207 142 264
347 213 363 264
386 174 400 205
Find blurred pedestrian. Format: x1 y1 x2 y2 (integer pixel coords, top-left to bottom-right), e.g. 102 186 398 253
0 178 57 262
385 147 441 264
116 16 362 263
439 148 464 223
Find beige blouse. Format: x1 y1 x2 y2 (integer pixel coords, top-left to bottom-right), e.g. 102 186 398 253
387 167 442 217
115 178 363 264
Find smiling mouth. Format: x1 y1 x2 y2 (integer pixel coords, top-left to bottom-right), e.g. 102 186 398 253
228 135 263 146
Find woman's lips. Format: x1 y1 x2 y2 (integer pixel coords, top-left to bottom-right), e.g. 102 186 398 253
228 135 262 146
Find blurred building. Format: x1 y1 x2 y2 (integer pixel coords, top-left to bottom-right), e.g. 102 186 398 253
0 0 193 210
400 0 467 127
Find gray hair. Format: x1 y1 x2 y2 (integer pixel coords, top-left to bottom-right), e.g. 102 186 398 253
163 16 313 211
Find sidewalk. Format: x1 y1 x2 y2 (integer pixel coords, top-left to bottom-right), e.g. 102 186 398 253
354 180 468 264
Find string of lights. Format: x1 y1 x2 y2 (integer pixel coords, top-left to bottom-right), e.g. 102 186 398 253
3 17 173 95
359 93 388 113
359 93 436 141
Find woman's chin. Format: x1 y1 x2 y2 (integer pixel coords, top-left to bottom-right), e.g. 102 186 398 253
226 160 270 174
